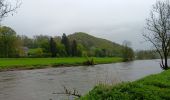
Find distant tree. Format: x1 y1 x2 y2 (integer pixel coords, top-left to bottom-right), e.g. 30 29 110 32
0 0 21 23
0 26 20 57
94 48 107 57
56 43 67 57
20 35 34 48
61 33 70 56
77 44 84 57
136 50 159 60
71 40 78 56
101 49 107 57
95 48 102 57
49 37 57 57
34 35 50 53
143 0 170 70
122 41 134 61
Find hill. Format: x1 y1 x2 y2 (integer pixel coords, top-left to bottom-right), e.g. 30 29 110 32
68 32 123 57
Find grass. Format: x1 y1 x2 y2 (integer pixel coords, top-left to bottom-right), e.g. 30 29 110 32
80 69 170 100
0 57 123 71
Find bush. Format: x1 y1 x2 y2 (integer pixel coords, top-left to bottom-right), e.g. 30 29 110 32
28 48 43 57
83 58 95 65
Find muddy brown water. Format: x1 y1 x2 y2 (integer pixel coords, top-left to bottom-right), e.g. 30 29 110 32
0 59 169 100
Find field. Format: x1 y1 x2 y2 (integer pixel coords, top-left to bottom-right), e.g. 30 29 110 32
80 69 170 100
0 57 123 71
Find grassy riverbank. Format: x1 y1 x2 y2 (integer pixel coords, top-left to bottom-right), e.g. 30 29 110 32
80 69 170 100
0 57 122 71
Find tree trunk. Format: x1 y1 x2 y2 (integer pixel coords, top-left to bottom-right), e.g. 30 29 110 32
164 56 168 70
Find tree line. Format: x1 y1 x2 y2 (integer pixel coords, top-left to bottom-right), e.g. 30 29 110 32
0 26 135 60
0 26 84 57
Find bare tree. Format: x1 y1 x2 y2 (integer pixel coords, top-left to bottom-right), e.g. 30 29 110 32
0 0 21 24
143 0 170 70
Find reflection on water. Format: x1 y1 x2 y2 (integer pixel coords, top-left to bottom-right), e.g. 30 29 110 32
0 59 168 100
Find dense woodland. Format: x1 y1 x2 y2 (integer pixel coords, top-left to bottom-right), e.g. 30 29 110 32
0 26 136 60
0 26 168 61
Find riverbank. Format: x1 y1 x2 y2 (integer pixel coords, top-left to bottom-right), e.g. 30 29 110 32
80 69 170 100
0 57 123 71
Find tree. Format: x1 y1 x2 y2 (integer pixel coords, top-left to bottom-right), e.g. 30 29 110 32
61 33 70 56
49 37 57 57
122 41 134 61
56 43 66 57
34 35 50 53
136 50 159 60
143 0 170 70
20 35 34 48
71 40 78 56
0 26 20 57
77 44 84 57
0 0 20 23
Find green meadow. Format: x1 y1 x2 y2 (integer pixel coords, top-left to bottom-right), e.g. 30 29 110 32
80 69 170 100
0 57 123 71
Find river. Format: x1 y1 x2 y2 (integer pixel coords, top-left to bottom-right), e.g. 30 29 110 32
0 59 169 100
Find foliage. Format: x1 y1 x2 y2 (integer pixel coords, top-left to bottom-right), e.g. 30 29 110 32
83 58 95 65
61 33 70 56
56 43 67 57
77 44 84 57
0 27 126 58
136 50 159 60
0 26 21 57
49 37 57 57
28 48 43 57
68 32 123 57
122 41 134 61
80 70 170 100
34 35 50 49
20 35 34 48
71 40 78 56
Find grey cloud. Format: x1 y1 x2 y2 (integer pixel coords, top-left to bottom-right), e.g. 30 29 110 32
2 0 158 49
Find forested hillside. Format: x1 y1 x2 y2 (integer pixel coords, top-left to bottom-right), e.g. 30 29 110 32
68 32 123 57
0 26 134 58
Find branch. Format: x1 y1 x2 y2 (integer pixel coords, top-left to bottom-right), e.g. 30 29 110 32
0 0 21 21
53 86 81 98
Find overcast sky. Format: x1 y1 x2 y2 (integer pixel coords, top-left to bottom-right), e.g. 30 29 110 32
2 0 159 50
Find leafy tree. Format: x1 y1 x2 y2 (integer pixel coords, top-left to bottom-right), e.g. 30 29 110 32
56 43 67 57
0 26 20 57
49 37 57 57
34 35 50 53
20 35 34 48
71 40 78 56
122 41 134 61
136 50 159 60
0 0 21 57
143 0 170 70
77 44 84 57
61 33 70 56
94 48 107 57
15 35 28 57
95 48 102 57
